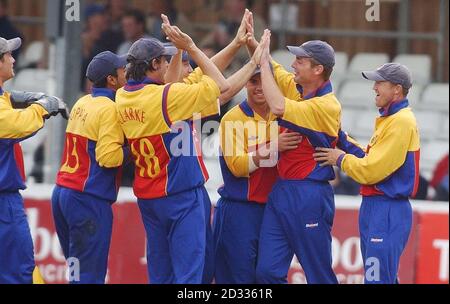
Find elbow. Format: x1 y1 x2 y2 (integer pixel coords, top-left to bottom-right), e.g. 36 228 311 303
271 105 285 117
97 154 123 169
219 83 231 95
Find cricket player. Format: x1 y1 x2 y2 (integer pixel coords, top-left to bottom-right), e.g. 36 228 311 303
254 31 340 284
0 36 69 284
159 10 267 284
116 19 230 283
313 63 420 284
52 51 127 284
214 61 303 283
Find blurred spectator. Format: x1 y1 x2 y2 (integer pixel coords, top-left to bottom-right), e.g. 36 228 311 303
117 9 152 55
430 153 449 201
81 4 109 91
89 0 128 65
200 0 266 75
147 0 195 42
331 168 360 196
0 0 24 61
105 0 129 31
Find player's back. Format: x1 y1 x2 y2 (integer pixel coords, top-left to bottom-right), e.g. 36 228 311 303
116 76 220 200
56 91 124 202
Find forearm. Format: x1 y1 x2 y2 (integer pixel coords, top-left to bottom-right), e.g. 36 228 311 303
211 40 241 72
260 61 286 116
188 45 230 93
165 51 183 83
219 60 258 105
246 39 258 57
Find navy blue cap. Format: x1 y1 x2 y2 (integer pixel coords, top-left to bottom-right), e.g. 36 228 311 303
86 51 127 83
287 40 335 68
128 38 177 62
162 42 189 61
362 63 413 89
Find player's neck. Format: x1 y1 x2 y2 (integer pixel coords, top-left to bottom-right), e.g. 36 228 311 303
250 102 270 120
301 79 326 98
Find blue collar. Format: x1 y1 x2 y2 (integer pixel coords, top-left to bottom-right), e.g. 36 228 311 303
124 77 163 92
92 87 116 100
239 100 254 117
0 86 3 95
379 99 409 117
303 81 333 100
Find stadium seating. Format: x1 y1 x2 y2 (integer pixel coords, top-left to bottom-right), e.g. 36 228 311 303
418 83 449 112
272 49 293 72
393 54 432 86
12 69 51 93
17 41 45 69
331 52 349 89
347 52 390 80
420 140 449 177
415 111 443 140
338 80 376 109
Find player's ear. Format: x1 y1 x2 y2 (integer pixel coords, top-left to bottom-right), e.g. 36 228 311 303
314 64 324 76
106 74 117 87
151 58 159 70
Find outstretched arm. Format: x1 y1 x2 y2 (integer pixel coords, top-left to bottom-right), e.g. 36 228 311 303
259 30 286 116
162 14 230 93
211 9 252 72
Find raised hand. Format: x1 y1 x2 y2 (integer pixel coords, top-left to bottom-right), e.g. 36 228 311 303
245 10 258 51
161 15 195 52
260 29 271 66
233 9 253 47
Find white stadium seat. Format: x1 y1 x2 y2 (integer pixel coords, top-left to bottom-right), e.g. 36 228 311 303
393 54 432 86
419 83 449 112
347 52 390 80
272 49 294 72
338 80 376 109
351 110 378 138
420 140 449 173
438 116 449 141
331 52 349 89
12 69 50 93
17 41 45 69
415 111 442 140
340 108 358 131
407 84 423 108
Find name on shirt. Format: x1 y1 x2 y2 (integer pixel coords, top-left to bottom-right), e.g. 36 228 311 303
118 108 146 124
70 107 88 124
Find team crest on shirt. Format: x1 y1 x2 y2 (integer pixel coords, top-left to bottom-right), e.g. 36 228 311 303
369 135 378 146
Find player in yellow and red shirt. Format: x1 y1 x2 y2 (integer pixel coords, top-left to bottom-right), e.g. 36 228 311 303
52 51 127 284
314 63 420 284
0 37 69 284
116 20 230 282
254 31 340 284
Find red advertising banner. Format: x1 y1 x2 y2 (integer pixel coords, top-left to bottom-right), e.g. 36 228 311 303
23 190 448 284
415 211 449 284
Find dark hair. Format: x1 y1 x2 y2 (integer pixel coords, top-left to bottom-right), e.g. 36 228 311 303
92 69 118 88
402 87 409 97
125 56 163 81
310 58 333 81
0 53 4 61
123 9 146 28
